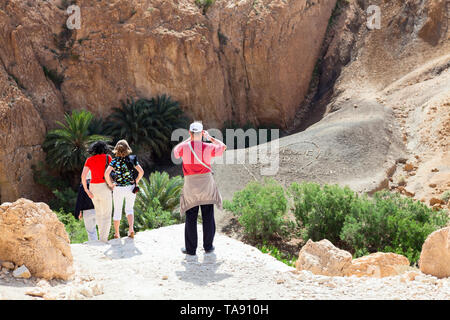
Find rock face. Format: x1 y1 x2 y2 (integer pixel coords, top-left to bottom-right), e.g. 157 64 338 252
295 239 353 276
419 227 450 279
344 252 410 278
0 0 338 202
0 199 74 280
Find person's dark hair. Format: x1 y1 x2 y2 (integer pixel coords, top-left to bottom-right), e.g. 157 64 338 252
88 141 110 155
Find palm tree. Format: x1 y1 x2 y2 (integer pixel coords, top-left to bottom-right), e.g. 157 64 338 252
104 95 187 160
42 110 111 177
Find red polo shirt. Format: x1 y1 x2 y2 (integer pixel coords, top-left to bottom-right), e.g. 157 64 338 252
173 141 225 176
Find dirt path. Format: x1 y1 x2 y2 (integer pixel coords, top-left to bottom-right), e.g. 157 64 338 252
0 224 449 300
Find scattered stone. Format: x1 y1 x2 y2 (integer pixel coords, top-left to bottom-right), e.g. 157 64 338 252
37 279 50 288
404 163 414 172
404 188 415 197
429 198 443 206
428 183 437 188
1 261 15 270
162 275 169 280
276 279 285 284
296 239 352 276
401 271 421 282
431 168 439 172
13 265 31 279
79 286 93 298
419 227 450 278
90 283 104 296
25 288 46 298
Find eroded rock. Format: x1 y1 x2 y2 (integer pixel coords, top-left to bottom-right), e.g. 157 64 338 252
0 199 74 280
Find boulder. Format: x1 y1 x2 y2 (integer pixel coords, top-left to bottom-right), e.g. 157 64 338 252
344 252 410 278
0 199 74 280
295 239 353 276
13 265 31 279
419 227 450 278
1 261 15 270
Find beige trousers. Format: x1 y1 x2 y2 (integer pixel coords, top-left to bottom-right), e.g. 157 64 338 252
89 182 113 242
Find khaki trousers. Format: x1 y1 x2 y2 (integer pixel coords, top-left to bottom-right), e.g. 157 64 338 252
89 182 113 242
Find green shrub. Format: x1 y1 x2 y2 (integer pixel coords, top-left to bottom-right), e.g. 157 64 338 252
258 242 297 267
289 182 356 246
43 66 64 89
195 0 215 14
50 187 78 213
441 190 450 204
118 171 183 234
134 199 177 231
223 179 288 240
135 171 183 215
55 210 88 244
340 190 449 263
289 182 449 264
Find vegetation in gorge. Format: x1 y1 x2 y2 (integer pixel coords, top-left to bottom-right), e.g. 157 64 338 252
224 179 449 265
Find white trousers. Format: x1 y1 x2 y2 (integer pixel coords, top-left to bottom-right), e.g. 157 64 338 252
82 209 98 241
113 185 136 221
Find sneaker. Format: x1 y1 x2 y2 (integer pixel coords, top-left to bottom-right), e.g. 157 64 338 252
181 247 196 256
204 246 215 254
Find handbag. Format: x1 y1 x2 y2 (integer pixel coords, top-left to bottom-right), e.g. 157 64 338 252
188 142 214 174
124 155 139 181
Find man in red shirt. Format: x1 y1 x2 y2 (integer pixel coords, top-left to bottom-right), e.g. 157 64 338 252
173 122 227 256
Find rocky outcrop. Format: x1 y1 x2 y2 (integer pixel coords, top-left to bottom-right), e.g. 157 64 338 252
295 239 353 276
419 227 450 279
0 0 338 202
344 252 410 278
0 199 74 280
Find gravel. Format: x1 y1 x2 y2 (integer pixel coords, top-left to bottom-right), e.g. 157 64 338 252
0 224 449 300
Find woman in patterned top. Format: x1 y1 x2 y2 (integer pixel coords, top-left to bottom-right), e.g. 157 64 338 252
105 140 144 239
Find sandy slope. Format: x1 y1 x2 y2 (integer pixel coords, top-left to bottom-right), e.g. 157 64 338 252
0 224 449 300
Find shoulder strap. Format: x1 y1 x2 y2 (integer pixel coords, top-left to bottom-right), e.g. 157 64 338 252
188 142 213 173
104 154 110 171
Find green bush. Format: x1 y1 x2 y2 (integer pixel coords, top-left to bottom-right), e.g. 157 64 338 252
50 187 78 213
119 171 183 234
258 242 297 267
55 210 88 244
340 190 449 263
134 199 177 231
289 182 356 246
195 0 215 14
289 182 449 264
223 179 288 241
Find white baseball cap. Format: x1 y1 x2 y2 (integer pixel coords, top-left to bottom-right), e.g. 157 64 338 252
189 122 203 133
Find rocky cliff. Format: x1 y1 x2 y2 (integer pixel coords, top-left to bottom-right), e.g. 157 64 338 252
0 0 337 202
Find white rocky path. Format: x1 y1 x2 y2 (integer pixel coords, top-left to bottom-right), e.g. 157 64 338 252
0 224 449 300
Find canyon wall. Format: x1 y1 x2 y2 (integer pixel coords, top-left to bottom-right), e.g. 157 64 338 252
0 0 337 202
